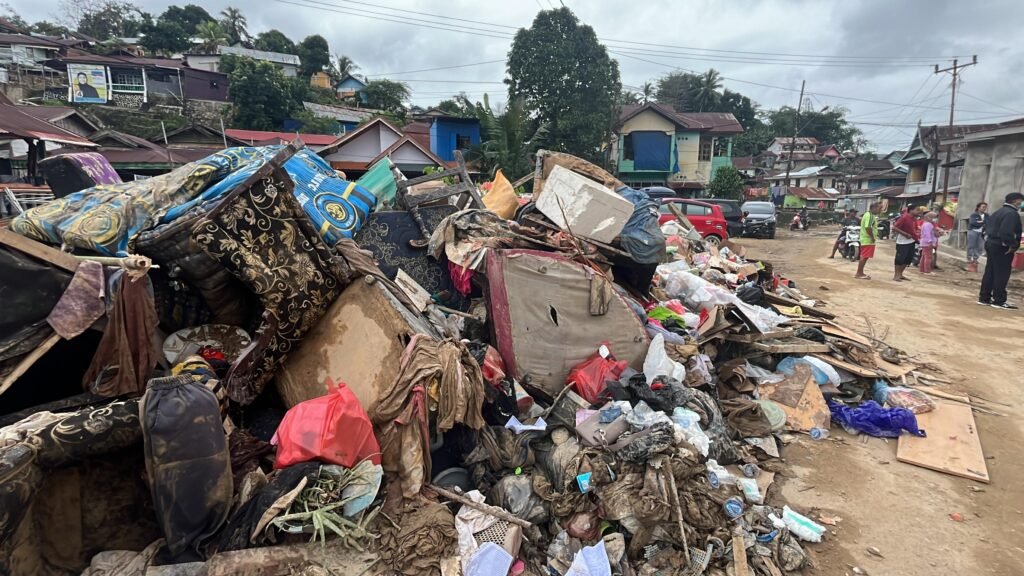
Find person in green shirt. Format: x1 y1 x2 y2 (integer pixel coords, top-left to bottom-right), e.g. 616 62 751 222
856 202 881 279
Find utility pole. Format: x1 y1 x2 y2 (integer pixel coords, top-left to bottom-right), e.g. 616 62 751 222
783 80 806 192
934 56 977 205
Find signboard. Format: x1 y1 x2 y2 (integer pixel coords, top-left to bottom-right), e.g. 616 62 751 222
67 64 108 104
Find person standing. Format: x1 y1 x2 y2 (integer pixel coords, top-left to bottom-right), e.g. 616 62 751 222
978 192 1024 309
855 202 881 280
918 213 941 274
891 206 919 281
966 202 988 271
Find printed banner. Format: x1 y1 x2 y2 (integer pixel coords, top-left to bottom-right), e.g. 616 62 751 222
67 64 108 103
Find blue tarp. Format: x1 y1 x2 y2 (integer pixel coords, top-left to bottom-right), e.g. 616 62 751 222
632 131 672 171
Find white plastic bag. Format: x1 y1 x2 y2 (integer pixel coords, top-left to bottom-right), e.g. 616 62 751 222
672 407 711 457
643 333 685 383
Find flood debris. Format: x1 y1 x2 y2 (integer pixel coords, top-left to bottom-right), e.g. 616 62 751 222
0 142 960 575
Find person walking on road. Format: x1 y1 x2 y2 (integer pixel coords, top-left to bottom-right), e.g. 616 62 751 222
978 192 1024 310
967 202 988 271
855 202 881 280
918 212 941 274
891 207 919 281
830 209 859 258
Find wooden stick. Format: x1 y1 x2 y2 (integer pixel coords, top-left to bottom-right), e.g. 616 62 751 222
427 484 532 529
0 332 60 397
660 455 691 566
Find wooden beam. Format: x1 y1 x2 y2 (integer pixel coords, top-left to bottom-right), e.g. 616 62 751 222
0 332 61 397
0 228 79 273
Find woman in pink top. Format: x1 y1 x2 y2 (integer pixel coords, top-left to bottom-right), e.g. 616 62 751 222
919 212 941 274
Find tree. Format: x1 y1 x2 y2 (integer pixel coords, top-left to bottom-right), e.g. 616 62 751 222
506 8 621 163
719 89 757 128
618 90 641 106
224 55 297 130
220 6 248 45
692 68 723 112
362 79 410 114
655 72 698 112
297 34 330 77
195 20 227 52
140 17 189 55
707 165 745 201
765 106 862 152
334 54 359 78
292 110 340 135
31 21 72 36
73 0 149 40
254 29 296 54
161 4 212 35
0 3 27 29
467 95 548 181
641 81 654 104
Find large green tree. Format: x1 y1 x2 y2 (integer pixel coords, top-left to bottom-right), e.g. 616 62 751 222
75 1 149 39
691 69 723 112
765 106 862 152
220 6 248 45
223 55 297 130
31 21 72 36
195 20 227 52
140 16 188 55
297 34 331 77
506 8 621 163
0 3 27 29
706 165 745 200
253 29 296 54
655 72 698 112
362 79 410 113
334 54 359 78
160 4 212 35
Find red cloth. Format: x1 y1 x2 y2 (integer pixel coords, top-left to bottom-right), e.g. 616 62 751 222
448 261 474 295
893 213 919 241
860 245 876 260
919 246 935 273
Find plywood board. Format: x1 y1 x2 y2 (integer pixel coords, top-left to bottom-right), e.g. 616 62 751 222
810 353 880 378
822 322 873 347
758 365 829 433
897 399 989 483
751 339 832 354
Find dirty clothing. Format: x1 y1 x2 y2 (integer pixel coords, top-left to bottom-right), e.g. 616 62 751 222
141 375 232 559
46 260 105 339
83 272 159 397
376 483 458 576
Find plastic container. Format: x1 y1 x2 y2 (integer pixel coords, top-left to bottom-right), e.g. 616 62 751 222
742 463 761 478
779 505 826 542
810 427 830 440
738 477 763 504
723 497 745 519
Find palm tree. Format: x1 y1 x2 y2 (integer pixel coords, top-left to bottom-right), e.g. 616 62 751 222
196 20 228 52
467 95 549 181
335 54 359 79
641 81 654 104
220 7 248 46
691 68 723 112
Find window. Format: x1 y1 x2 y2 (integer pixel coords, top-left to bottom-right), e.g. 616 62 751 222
817 178 824 188
830 179 837 188
684 203 711 217
622 134 634 161
455 134 471 150
793 179 802 187
699 141 712 162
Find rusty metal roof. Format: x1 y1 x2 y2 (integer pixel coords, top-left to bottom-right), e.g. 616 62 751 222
0 102 97 147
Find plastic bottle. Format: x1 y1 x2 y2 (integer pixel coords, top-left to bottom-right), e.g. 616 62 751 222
737 477 763 504
705 459 736 485
779 506 826 542
723 497 745 519
809 427 830 440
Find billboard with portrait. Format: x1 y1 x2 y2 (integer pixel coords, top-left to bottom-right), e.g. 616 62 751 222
67 64 108 104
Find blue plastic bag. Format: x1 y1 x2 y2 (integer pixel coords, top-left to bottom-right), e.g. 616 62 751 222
829 400 926 438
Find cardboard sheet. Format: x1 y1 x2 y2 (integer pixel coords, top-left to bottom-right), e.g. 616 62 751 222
897 398 989 483
757 365 829 433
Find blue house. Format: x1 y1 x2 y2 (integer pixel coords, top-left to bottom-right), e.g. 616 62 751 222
336 74 368 104
428 115 481 162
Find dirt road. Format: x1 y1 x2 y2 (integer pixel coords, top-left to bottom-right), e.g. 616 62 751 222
740 228 1024 576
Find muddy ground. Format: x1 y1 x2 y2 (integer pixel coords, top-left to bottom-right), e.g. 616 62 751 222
740 228 1024 575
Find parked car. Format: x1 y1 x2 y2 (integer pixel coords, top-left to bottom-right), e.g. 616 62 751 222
740 201 777 239
638 186 679 200
658 198 729 245
701 198 744 237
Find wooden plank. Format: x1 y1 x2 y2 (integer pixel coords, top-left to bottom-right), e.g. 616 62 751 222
873 352 917 378
751 339 832 354
810 353 881 378
724 328 796 343
821 322 873 347
732 529 751 576
0 332 61 397
897 399 989 483
764 292 836 320
0 227 80 273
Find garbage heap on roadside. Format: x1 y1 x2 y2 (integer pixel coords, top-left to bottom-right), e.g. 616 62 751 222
0 142 934 576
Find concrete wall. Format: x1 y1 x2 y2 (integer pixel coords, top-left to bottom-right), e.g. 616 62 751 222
622 109 677 133
958 134 1024 219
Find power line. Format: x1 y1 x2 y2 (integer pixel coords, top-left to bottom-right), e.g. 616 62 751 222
958 91 1024 115
366 59 506 77
605 45 939 68
399 79 505 84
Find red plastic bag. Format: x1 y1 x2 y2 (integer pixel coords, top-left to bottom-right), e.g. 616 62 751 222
566 342 628 404
481 345 507 387
272 379 381 469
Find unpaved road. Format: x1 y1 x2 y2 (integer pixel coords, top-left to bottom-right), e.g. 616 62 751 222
741 228 1024 576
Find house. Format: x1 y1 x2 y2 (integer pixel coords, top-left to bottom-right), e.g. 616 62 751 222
900 123 1004 203
15 105 101 137
48 53 229 108
764 165 844 189
816 144 842 163
310 71 332 89
316 117 448 178
86 129 207 178
847 166 907 192
779 186 840 209
766 137 821 171
0 94 97 180
335 74 367 103
186 45 301 77
0 32 62 74
883 150 906 167
157 124 249 150
731 156 758 180
611 103 744 193
301 101 375 134
223 129 339 152
941 117 1024 238
428 114 481 162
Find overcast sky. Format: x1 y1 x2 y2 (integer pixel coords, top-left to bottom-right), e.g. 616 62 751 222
15 0 1024 151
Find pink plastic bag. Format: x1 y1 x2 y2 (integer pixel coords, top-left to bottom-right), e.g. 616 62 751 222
566 343 628 404
272 379 381 469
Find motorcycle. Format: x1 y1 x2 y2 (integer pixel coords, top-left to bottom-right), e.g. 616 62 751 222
841 226 860 260
790 214 807 231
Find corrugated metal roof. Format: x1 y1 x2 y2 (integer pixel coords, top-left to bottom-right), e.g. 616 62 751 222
787 187 838 200
0 103 97 147
302 101 374 123
217 45 300 66
224 129 337 146
0 33 61 47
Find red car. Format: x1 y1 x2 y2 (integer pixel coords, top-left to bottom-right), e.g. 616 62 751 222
658 198 730 245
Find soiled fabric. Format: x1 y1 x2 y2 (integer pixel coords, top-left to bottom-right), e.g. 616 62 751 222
371 334 485 498
141 375 232 559
0 444 42 547
192 162 348 405
0 245 71 362
83 272 159 397
80 539 164 576
215 463 319 553
38 152 122 198
12 148 267 256
721 397 774 439
47 260 105 339
377 483 457 576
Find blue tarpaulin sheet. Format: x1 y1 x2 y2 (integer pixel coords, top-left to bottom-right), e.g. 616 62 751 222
632 131 672 171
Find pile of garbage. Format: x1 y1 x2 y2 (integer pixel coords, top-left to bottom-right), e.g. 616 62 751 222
0 142 938 576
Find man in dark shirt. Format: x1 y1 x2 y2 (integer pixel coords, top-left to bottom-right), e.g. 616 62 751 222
978 192 1024 309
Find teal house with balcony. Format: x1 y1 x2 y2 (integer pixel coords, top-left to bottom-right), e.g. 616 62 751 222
611 103 743 194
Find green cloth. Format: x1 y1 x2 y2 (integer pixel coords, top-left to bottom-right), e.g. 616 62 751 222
860 212 878 245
